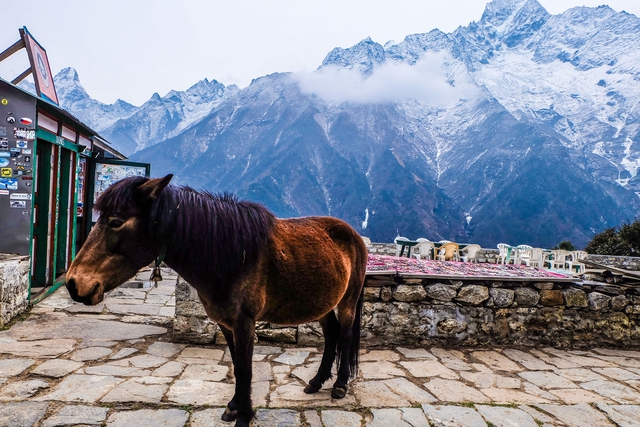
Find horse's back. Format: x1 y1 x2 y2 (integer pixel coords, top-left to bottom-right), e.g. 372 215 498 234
258 216 367 324
273 216 367 272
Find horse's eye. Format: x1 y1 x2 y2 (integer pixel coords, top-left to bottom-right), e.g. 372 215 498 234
108 217 125 228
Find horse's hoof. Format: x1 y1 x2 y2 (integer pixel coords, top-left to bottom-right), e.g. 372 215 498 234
304 383 322 394
221 407 238 422
331 386 347 399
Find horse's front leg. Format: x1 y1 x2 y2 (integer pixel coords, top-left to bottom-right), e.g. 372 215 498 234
219 324 239 422
228 317 256 427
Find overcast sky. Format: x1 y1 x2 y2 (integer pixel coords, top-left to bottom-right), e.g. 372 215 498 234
1 0 638 106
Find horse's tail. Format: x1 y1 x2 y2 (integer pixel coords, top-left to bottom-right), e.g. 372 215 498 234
348 239 367 379
348 282 364 379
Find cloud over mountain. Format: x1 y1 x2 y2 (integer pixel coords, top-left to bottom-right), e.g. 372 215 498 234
295 51 480 106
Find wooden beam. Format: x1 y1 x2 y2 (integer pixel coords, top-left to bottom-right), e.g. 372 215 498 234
0 38 25 63
11 68 32 85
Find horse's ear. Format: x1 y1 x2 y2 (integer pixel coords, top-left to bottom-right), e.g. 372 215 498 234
137 174 173 200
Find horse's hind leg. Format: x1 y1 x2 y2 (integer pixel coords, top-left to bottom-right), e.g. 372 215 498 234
304 310 340 394
331 289 364 399
219 325 239 422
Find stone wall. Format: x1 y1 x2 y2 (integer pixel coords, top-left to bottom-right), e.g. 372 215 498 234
0 255 30 327
586 254 640 271
172 245 640 349
173 275 640 349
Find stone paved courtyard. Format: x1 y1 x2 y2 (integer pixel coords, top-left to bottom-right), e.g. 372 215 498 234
0 270 639 426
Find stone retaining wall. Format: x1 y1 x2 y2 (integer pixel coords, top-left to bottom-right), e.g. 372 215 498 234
173 277 640 350
0 255 30 327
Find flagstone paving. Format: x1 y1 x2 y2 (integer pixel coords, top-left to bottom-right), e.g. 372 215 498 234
1 269 640 426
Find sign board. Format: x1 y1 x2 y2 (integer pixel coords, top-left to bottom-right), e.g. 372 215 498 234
92 161 147 222
0 84 36 255
20 27 58 104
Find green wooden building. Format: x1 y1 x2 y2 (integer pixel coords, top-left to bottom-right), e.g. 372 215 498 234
0 78 149 303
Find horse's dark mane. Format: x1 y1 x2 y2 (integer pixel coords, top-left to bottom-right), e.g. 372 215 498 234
95 176 276 287
94 176 148 216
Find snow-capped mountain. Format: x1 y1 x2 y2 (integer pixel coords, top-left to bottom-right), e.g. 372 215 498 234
39 68 238 155
99 78 238 154
19 67 137 131
59 0 640 247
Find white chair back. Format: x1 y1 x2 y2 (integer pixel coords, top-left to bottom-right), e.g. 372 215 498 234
527 248 545 268
413 241 435 260
497 243 511 264
460 244 481 262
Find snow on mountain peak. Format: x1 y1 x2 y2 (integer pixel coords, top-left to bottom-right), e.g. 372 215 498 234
320 37 386 75
481 0 530 28
57 67 80 82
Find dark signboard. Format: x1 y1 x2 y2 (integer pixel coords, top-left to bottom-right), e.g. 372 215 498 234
0 85 36 255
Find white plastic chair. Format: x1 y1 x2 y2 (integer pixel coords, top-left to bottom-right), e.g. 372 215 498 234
522 248 545 268
413 240 435 260
516 245 533 265
459 244 481 263
566 250 588 274
497 243 513 264
544 250 568 270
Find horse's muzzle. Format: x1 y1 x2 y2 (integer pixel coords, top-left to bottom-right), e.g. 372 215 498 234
66 278 100 305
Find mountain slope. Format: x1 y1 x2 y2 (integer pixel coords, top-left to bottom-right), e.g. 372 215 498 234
66 0 640 247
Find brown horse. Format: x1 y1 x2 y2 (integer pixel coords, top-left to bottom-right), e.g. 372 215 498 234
65 174 367 427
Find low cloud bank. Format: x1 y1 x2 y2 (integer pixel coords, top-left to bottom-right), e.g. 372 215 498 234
294 51 479 105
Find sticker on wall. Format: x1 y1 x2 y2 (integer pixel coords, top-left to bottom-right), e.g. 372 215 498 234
24 156 30 162
21 176 32 181
0 168 12 177
21 149 31 155
6 117 15 124
19 118 33 125
0 138 7 150
0 178 18 190
13 128 35 140
0 158 8 167
10 193 31 200
0 190 8 195
16 140 27 148
16 165 25 171
0 152 8 158
10 148 20 152
0 99 7 105
10 200 26 208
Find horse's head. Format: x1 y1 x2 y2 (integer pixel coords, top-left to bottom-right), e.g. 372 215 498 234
65 174 173 305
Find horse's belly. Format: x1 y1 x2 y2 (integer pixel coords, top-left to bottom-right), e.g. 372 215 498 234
258 280 345 325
